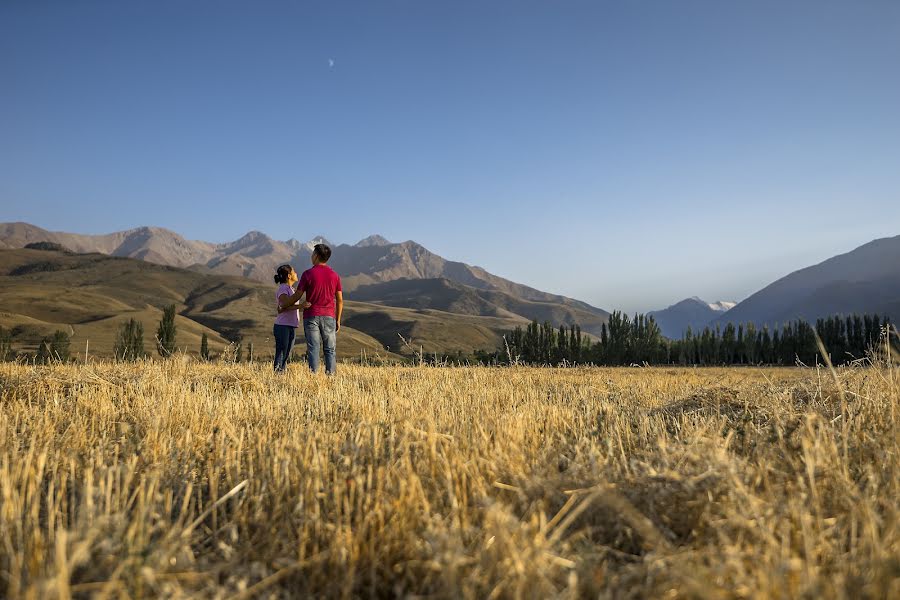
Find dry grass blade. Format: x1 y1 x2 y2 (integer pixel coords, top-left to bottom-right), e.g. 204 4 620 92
180 480 248 539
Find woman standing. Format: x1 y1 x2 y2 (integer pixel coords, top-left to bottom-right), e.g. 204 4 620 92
273 264 308 372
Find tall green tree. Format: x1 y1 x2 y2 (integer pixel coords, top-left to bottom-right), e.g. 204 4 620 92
722 323 737 364
0 326 13 362
36 330 71 363
35 338 52 364
114 319 146 361
571 325 582 363
743 323 757 363
605 311 630 365
156 304 177 357
51 330 71 362
555 324 567 363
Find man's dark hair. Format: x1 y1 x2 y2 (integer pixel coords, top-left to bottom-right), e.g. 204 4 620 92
274 264 292 284
313 243 332 263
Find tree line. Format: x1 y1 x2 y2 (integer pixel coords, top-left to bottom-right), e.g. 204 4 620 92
3 305 895 366
0 304 248 363
483 311 897 366
673 314 893 366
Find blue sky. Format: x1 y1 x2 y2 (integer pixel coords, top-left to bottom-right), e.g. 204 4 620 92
2 1 899 313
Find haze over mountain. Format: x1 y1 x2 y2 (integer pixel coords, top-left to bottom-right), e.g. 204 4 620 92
648 297 736 339
0 222 610 335
714 235 900 327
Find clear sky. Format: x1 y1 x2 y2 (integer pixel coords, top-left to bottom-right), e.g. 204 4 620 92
2 1 899 313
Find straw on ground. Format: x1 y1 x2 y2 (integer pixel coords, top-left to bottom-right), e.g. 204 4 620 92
0 361 897 598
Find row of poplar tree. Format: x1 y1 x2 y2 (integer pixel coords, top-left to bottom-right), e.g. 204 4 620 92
485 311 896 366
98 305 240 361
0 305 228 363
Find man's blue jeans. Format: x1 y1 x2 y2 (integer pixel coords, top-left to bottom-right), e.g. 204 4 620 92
303 316 337 374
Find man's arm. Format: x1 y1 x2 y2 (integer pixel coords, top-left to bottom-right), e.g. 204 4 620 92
335 291 343 332
277 293 310 313
283 285 306 305
276 276 308 312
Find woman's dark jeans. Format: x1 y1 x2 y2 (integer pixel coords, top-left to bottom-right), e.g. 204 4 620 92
273 324 296 372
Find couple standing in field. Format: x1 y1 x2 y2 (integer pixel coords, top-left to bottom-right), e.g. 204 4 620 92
272 243 343 374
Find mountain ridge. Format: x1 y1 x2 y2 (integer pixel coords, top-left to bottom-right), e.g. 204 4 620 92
713 235 900 327
0 222 610 335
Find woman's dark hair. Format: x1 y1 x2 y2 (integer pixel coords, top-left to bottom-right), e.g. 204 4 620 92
313 243 332 263
274 264 292 284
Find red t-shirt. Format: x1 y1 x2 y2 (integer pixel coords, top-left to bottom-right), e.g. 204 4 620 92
297 264 342 319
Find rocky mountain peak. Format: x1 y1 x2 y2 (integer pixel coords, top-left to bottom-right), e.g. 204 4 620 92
355 234 391 248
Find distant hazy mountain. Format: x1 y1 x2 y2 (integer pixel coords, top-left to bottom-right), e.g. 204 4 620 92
715 235 900 326
0 222 216 267
0 222 609 332
649 297 736 339
350 278 609 335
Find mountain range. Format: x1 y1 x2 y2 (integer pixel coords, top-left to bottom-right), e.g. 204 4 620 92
2 223 898 349
0 222 609 333
0 222 616 358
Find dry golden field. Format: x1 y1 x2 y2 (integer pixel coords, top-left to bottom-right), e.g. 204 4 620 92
0 361 897 598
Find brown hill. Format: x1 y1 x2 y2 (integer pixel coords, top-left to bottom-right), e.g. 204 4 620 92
0 223 609 327
0 248 526 360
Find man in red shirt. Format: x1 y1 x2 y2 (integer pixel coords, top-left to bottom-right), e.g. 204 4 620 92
281 243 343 374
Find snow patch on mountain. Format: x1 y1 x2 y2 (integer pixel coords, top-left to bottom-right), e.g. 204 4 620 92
708 301 737 312
283 236 333 252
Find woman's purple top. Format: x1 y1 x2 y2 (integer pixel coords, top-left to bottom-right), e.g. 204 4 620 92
274 283 299 327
